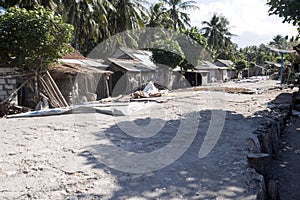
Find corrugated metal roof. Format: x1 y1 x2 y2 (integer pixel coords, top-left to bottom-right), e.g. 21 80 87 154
118 48 157 70
108 58 156 72
195 61 227 70
215 59 233 67
57 58 112 75
79 59 109 70
58 59 109 70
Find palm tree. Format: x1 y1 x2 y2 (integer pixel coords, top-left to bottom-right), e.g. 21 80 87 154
61 0 115 54
108 0 149 34
269 34 289 49
162 0 198 31
201 13 235 56
147 2 172 28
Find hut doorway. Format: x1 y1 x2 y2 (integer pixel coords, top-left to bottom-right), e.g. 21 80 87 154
184 72 202 87
110 71 128 96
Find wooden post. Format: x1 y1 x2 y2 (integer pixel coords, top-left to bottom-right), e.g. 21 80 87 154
34 71 39 99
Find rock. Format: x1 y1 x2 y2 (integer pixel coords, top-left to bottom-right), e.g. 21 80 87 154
257 177 267 200
247 153 271 175
246 138 260 153
244 168 266 199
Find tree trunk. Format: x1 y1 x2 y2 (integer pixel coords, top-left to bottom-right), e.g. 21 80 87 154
34 70 39 101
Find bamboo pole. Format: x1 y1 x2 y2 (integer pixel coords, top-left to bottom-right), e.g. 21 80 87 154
46 71 69 107
42 75 65 107
38 76 61 108
39 77 59 107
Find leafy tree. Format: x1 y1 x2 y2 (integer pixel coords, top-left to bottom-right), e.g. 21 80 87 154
162 0 198 31
0 0 116 55
235 60 247 72
151 37 184 68
266 0 300 26
216 42 239 62
182 27 207 47
268 35 299 63
0 0 58 9
200 13 235 58
0 6 73 71
150 27 208 71
240 43 277 64
178 27 208 69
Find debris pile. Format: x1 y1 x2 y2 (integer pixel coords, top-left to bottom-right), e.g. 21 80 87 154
194 86 264 94
132 81 167 99
0 102 31 117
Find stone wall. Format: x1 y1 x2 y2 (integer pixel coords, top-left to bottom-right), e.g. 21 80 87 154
246 92 293 200
0 67 17 103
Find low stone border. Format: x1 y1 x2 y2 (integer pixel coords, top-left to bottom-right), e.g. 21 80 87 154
246 92 297 200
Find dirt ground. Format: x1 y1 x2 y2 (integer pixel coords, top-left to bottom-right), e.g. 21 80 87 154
0 79 296 200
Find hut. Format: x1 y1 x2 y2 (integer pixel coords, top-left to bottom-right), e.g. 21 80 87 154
243 64 266 77
196 61 228 83
49 62 112 105
107 58 156 96
104 48 158 96
215 59 235 79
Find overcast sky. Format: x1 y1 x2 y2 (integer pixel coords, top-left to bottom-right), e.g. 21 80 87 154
150 0 298 48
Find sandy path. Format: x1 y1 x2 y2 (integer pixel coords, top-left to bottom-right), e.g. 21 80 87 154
0 80 294 199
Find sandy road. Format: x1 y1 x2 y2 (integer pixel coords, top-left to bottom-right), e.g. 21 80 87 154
0 79 294 199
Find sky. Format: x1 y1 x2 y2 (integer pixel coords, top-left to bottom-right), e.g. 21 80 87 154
150 0 298 48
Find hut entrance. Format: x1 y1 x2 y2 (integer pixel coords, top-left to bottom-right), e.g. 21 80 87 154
110 71 127 97
184 72 202 87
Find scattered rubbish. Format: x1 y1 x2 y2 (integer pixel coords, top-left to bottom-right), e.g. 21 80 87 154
6 107 72 119
143 81 159 95
133 90 151 98
193 87 263 94
0 102 31 117
235 79 259 83
254 88 264 94
130 97 168 103
131 81 169 100
293 87 299 91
